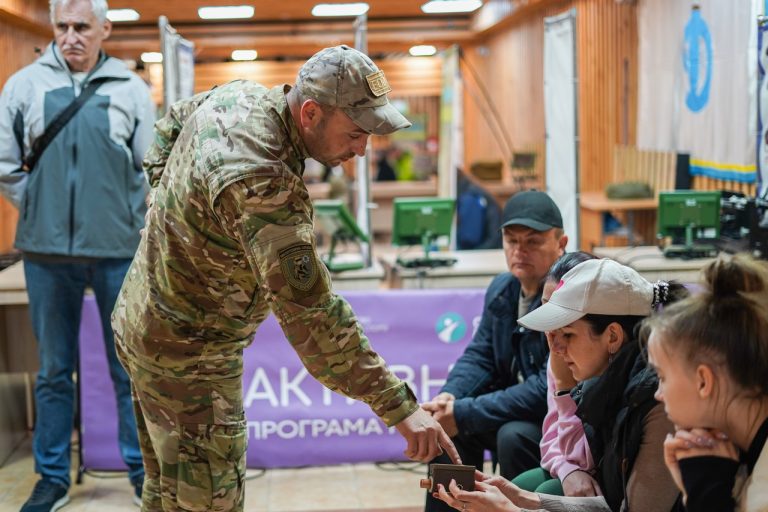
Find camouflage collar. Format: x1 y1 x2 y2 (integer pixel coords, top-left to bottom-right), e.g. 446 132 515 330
271 85 310 163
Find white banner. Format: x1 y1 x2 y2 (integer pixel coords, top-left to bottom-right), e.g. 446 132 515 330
544 10 578 251
758 18 768 195
638 0 760 184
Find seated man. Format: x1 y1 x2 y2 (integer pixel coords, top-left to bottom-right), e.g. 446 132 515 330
423 190 567 512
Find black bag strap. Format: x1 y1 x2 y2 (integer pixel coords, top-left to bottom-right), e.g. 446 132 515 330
22 78 107 173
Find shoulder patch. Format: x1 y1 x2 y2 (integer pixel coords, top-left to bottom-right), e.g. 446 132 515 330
279 243 318 291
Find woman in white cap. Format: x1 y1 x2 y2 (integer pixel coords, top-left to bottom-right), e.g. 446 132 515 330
511 251 599 497
645 254 768 512
433 258 687 512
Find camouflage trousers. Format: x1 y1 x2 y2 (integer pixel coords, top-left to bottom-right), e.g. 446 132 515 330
118 346 247 512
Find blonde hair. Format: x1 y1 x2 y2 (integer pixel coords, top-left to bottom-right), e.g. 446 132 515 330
644 254 768 396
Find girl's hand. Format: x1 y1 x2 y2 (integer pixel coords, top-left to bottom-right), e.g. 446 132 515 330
434 479 520 512
664 428 738 501
562 470 602 497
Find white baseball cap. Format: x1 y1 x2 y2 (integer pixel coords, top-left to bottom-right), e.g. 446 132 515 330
518 259 653 332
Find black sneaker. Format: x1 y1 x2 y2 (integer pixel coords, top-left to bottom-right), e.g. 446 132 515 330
20 479 70 512
132 478 143 508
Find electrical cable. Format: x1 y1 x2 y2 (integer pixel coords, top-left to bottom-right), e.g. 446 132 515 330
374 460 426 474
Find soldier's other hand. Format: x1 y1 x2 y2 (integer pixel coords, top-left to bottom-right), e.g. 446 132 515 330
395 408 462 464
420 392 455 416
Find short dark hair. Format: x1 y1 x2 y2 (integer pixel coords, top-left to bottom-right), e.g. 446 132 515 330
291 86 336 116
546 251 596 283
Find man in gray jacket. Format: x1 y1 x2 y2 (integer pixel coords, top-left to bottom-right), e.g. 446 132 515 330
0 1 155 510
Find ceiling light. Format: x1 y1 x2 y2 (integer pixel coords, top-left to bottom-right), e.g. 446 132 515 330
231 49 258 61
409 45 437 57
421 0 483 14
198 5 255 20
107 8 140 22
311 3 370 17
141 52 163 63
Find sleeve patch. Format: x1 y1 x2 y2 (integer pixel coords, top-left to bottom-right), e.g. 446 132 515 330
279 243 318 291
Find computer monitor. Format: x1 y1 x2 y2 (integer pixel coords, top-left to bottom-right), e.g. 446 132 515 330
392 197 456 268
313 200 369 271
657 190 721 258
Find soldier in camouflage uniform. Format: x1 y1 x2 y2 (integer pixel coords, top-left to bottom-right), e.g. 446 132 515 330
112 45 460 511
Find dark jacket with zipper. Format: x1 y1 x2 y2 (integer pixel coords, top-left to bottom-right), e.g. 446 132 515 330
0 42 155 258
442 272 550 435
576 341 669 512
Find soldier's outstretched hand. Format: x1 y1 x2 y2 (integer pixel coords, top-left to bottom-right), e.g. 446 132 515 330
394 408 462 464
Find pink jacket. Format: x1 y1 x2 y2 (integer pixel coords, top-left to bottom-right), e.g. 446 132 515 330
539 359 594 481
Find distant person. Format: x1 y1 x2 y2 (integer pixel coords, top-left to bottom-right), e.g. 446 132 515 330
375 148 397 181
422 190 567 512
395 147 415 180
456 170 502 250
112 45 459 511
0 0 155 510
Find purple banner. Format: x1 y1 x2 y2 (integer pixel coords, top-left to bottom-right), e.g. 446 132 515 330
80 289 485 470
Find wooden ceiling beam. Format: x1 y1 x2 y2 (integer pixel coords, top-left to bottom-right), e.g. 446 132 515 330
108 17 471 41
104 18 473 61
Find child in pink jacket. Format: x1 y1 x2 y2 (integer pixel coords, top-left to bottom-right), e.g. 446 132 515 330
512 251 600 497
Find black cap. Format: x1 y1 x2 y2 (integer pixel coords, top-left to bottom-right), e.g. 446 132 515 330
501 191 563 231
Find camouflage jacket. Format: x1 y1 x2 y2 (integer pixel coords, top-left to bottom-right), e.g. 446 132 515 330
112 81 417 426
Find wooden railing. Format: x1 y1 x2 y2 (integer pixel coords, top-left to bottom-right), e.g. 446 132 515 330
612 145 676 195
692 175 756 196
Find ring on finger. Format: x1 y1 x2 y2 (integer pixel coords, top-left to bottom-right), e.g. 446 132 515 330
461 503 467 511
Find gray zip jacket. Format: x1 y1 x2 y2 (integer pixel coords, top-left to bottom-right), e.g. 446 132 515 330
0 42 154 258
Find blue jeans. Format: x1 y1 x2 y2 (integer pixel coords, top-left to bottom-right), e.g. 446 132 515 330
24 257 144 488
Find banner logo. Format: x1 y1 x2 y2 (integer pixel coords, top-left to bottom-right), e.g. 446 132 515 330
683 8 713 113
435 312 467 343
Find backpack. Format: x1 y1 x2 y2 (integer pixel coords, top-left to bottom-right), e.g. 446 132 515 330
457 189 488 249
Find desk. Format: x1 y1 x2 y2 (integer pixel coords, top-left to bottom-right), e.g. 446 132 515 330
327 260 386 290
379 249 506 289
0 261 35 466
367 181 436 241
579 191 657 250
593 246 714 283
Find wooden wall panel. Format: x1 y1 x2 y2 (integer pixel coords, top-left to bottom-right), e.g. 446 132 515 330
462 3 568 183
1 0 50 27
575 0 637 193
463 0 637 193
0 0 49 253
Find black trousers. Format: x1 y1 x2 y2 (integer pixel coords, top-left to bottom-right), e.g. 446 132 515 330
423 420 542 512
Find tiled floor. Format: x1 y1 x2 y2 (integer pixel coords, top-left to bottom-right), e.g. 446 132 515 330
0 437 429 512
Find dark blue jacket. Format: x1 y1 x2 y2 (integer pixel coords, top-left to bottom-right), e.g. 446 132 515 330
442 272 549 435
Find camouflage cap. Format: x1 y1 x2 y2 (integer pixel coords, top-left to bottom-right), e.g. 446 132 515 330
296 45 412 135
